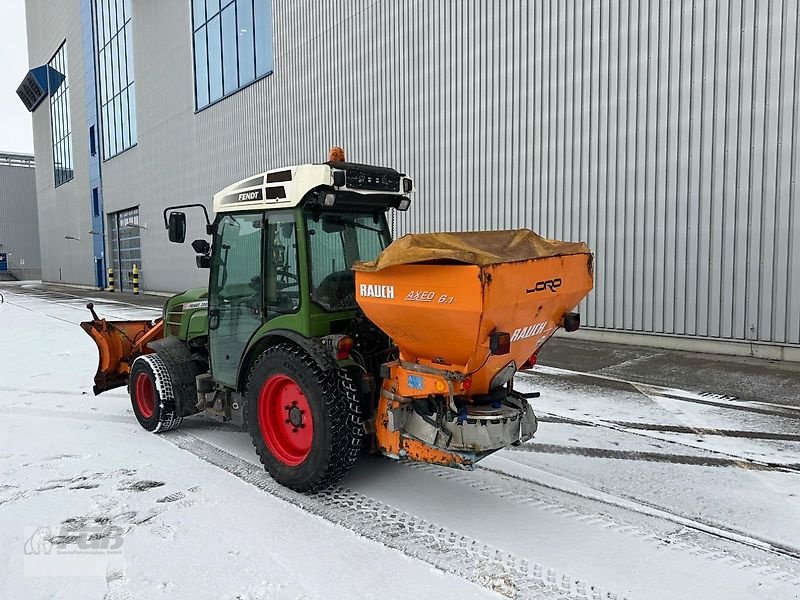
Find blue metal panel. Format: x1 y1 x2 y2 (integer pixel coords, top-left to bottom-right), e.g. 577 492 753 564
81 0 105 287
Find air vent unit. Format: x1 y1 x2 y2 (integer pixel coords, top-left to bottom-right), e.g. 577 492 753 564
16 65 64 112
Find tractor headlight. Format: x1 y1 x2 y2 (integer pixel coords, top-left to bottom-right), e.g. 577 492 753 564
323 191 337 206
397 196 411 211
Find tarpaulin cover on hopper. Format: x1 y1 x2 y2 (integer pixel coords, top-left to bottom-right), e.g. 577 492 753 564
352 229 591 271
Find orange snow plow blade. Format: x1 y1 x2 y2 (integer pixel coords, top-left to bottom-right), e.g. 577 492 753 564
80 304 163 395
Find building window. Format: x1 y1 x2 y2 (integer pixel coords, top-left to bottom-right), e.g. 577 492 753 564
48 42 74 187
94 0 137 159
89 125 97 156
192 0 273 110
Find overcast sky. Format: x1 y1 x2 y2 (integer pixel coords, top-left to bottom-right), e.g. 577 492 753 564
0 0 34 154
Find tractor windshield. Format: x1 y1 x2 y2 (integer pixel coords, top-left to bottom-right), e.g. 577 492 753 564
305 210 391 311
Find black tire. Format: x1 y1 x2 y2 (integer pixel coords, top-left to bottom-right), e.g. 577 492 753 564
129 354 183 433
147 337 204 417
244 343 362 492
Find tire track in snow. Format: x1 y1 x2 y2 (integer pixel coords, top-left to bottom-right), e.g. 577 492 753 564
604 421 800 443
522 367 800 420
473 459 800 568
164 430 627 600
541 415 800 442
531 409 800 475
403 462 800 584
0 405 242 432
0 405 133 425
508 443 800 472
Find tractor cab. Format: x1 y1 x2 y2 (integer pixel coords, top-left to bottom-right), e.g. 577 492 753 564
161 153 412 391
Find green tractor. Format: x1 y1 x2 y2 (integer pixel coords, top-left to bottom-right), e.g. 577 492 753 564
85 151 412 491
82 150 593 492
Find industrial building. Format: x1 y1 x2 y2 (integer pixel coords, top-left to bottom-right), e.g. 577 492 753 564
0 152 40 280
20 1 800 359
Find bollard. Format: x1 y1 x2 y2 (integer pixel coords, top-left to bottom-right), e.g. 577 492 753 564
106 267 115 292
132 264 139 295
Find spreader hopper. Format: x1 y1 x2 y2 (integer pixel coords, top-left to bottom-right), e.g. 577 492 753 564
355 229 593 396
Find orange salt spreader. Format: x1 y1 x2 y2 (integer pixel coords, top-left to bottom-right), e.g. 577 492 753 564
354 229 593 468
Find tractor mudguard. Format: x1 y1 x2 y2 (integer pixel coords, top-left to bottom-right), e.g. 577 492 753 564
237 329 338 393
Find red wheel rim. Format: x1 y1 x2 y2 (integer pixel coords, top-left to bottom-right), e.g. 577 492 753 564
134 372 156 419
258 374 314 467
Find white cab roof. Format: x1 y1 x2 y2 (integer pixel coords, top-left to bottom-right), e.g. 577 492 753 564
213 162 410 214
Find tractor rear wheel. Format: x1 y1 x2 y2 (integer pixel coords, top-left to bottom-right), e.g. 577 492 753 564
129 354 183 433
244 343 362 492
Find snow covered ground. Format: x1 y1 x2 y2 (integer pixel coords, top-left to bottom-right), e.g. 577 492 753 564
1 282 798 600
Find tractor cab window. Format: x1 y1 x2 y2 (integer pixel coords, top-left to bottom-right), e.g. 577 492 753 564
209 211 300 386
305 210 391 311
208 212 264 386
265 214 300 318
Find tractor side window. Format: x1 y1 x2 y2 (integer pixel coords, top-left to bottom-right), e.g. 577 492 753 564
305 211 391 311
353 215 390 259
212 214 263 295
265 214 300 318
306 214 352 311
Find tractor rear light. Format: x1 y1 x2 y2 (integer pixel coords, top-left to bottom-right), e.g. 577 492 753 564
521 353 538 370
460 377 473 392
397 196 411 211
489 331 511 355
336 336 353 360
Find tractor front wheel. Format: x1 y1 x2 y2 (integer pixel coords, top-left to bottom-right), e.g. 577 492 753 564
245 343 362 492
129 354 183 433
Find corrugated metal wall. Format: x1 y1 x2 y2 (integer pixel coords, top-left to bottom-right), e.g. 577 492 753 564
0 158 41 278
38 0 800 347
381 0 800 347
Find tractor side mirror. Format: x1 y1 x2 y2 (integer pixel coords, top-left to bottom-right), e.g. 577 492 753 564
167 212 187 243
